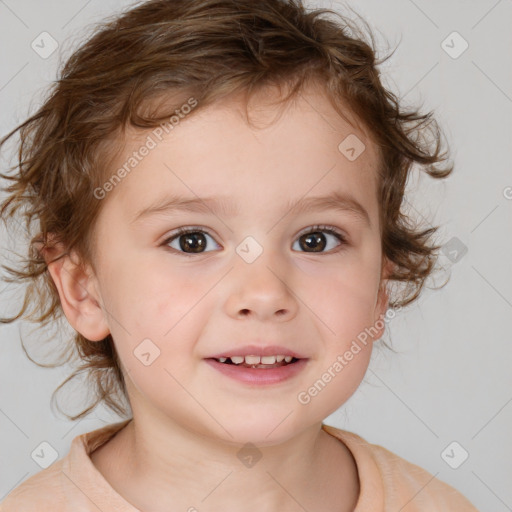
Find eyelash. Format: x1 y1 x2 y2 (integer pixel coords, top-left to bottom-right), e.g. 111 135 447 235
161 224 348 258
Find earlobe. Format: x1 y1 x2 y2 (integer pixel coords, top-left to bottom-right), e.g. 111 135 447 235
45 247 110 342
376 280 390 316
372 258 394 341
370 283 390 342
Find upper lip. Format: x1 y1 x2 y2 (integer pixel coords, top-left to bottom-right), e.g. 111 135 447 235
207 345 307 359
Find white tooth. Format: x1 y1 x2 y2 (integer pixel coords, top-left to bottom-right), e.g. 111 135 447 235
218 357 227 363
261 355 277 364
276 355 285 362
245 355 261 365
284 356 293 363
230 356 244 364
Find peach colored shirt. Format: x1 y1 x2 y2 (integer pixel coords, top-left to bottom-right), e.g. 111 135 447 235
1 420 479 511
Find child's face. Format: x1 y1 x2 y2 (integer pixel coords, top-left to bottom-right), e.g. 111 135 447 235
86 83 389 444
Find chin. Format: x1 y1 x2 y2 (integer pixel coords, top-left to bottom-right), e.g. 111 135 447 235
207 410 314 447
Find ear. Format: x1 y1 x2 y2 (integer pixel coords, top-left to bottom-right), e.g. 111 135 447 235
371 258 395 341
43 243 110 341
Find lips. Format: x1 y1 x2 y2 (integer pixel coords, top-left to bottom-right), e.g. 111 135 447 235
205 357 308 385
207 344 306 360
213 354 298 369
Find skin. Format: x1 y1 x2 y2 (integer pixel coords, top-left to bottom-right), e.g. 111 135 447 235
46 82 393 512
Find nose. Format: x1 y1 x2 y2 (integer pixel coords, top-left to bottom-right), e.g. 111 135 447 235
224 246 299 322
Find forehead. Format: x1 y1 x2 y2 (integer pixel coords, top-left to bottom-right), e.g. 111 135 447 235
99 83 381 225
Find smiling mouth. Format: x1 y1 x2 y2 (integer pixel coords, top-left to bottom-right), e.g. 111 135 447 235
210 355 300 369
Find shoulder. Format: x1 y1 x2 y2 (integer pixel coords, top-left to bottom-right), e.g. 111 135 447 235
322 424 479 511
0 460 66 512
1 420 132 512
367 443 477 509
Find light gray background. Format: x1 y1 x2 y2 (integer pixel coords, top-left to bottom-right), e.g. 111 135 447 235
0 1 511 510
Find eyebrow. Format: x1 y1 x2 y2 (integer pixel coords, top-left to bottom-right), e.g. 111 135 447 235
130 191 371 227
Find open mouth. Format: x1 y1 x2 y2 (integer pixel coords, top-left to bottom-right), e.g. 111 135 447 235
205 354 307 384
211 355 300 369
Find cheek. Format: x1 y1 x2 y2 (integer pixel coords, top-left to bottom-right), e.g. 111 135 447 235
103 262 204 391
106 259 220 373
296 247 382 340
313 281 379 369
295 263 379 414
102 251 204 333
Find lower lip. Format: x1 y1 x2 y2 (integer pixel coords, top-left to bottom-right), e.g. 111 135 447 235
205 358 308 385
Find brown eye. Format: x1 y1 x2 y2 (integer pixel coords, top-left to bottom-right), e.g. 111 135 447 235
162 225 347 257
163 228 220 256
178 232 207 253
293 226 347 254
299 231 327 252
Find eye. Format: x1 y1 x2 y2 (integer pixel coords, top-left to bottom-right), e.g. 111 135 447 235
162 227 220 257
162 224 348 257
292 224 348 254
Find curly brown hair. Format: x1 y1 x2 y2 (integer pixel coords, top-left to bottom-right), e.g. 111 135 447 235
0 0 452 421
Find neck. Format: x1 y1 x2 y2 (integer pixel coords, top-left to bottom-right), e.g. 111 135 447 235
91 417 359 512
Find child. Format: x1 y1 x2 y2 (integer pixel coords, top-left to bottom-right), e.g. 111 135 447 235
0 0 479 510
